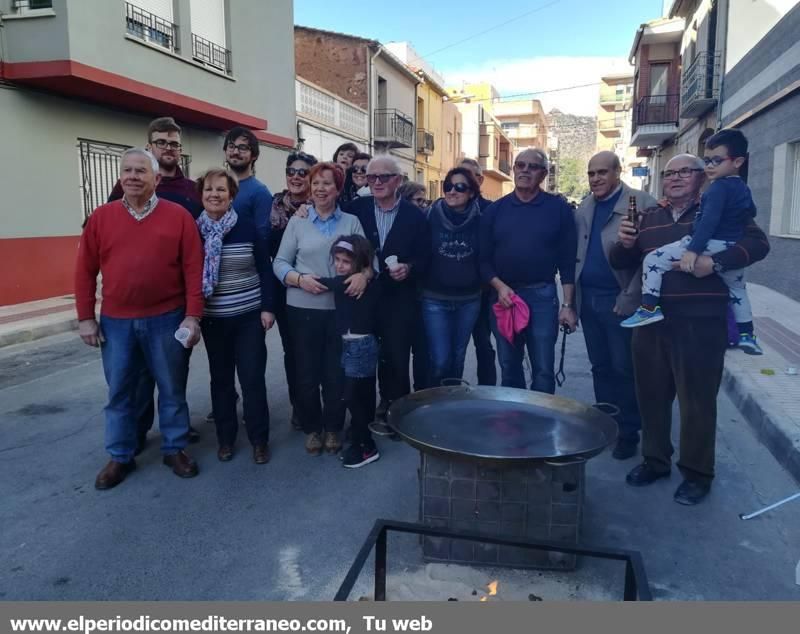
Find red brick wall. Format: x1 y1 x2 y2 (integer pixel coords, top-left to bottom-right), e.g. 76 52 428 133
294 28 369 109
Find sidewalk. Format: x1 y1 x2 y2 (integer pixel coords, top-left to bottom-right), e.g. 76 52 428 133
723 283 800 483
0 296 77 348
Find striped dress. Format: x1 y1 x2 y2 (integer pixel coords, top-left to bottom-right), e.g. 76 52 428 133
203 213 274 317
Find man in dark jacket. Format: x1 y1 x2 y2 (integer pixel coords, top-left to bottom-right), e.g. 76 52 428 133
609 153 769 506
344 155 428 418
107 117 202 453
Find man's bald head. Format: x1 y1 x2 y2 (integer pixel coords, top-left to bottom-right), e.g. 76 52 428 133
662 153 706 204
587 151 622 199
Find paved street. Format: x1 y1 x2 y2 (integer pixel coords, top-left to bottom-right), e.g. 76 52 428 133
1 328 799 601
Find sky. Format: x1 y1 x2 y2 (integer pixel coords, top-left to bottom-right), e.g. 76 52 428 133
294 0 667 116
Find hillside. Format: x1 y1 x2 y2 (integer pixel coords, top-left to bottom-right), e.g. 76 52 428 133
547 109 596 163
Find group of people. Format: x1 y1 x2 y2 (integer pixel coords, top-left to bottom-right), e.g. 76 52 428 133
76 116 768 507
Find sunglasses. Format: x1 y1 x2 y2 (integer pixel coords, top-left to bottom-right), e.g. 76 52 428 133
514 160 547 172
352 166 368 174
285 167 309 177
702 156 732 166
661 167 704 180
365 173 397 184
443 181 471 194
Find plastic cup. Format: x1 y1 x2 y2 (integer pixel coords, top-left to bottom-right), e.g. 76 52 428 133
384 255 400 271
174 327 191 348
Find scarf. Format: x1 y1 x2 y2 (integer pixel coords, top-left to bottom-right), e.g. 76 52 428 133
271 190 309 230
197 208 238 298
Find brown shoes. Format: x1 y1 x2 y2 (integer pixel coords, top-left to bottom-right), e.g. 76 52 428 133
217 446 234 462
305 432 323 455
253 444 271 464
163 450 199 478
95 459 136 490
324 431 341 454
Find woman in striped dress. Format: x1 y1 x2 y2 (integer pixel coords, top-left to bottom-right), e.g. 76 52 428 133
196 168 275 464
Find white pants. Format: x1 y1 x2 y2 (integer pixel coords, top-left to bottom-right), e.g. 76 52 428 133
642 235 752 323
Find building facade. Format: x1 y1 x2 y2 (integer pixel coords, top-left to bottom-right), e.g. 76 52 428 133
294 26 420 177
0 0 296 306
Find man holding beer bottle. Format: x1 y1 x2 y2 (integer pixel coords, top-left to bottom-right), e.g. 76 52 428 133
574 151 657 460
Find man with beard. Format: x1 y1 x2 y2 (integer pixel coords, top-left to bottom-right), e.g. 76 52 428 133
108 117 202 453
223 127 273 240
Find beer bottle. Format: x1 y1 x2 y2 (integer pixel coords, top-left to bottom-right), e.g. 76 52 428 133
627 195 639 230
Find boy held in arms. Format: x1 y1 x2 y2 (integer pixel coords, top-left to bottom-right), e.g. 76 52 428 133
621 129 762 355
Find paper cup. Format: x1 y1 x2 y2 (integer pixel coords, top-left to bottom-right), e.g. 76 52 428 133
174 327 191 348
384 255 400 271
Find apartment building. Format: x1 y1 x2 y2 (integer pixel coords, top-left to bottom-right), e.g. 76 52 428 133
0 0 296 305
595 72 645 189
294 26 420 177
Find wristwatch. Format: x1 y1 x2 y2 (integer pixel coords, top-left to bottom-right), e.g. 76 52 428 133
561 302 574 309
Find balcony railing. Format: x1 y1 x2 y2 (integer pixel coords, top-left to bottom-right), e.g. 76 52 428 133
13 0 53 10
192 33 232 75
374 109 414 149
417 129 434 155
296 79 368 139
125 2 178 53
599 88 632 106
680 51 721 118
632 94 679 134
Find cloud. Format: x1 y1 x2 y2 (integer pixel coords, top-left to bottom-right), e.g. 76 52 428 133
441 56 633 117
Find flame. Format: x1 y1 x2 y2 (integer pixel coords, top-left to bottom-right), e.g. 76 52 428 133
487 581 498 596
480 597 487 602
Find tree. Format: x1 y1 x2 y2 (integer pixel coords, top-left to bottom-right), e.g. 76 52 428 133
557 158 589 202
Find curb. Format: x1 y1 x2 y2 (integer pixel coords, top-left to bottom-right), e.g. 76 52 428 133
0 318 78 349
723 365 800 484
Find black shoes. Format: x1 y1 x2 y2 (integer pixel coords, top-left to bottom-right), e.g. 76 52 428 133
626 462 670 487
612 439 638 460
674 479 710 505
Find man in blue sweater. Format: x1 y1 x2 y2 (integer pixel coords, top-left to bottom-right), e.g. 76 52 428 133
480 148 578 394
574 151 657 460
223 127 273 240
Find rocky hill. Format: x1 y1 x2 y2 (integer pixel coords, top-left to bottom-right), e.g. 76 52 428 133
547 109 596 163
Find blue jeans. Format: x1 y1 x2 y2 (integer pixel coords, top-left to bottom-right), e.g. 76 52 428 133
580 287 641 443
342 335 379 378
471 290 497 385
99 308 190 462
490 283 559 394
422 297 481 388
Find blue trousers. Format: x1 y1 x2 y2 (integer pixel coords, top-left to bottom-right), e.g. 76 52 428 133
422 297 481 388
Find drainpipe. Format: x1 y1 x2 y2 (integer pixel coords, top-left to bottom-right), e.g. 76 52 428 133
368 46 381 155
715 0 728 130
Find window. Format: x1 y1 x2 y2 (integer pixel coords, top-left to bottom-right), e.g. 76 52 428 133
770 141 800 238
125 1 178 52
649 63 670 103
428 181 438 201
190 0 231 73
13 0 53 13
789 143 800 235
78 139 190 221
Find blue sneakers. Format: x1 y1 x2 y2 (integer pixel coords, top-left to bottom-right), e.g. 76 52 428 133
621 306 665 328
738 333 763 355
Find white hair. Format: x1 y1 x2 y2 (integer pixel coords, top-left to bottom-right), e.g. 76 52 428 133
121 147 159 174
517 147 549 171
666 153 705 171
368 153 402 175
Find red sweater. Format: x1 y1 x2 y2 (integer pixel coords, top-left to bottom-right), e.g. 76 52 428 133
75 199 204 320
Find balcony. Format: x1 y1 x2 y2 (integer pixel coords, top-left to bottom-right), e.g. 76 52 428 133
296 79 368 140
417 129 435 155
374 109 414 149
192 33 232 75
599 88 632 107
680 51 720 119
630 94 679 147
599 119 623 136
125 2 178 53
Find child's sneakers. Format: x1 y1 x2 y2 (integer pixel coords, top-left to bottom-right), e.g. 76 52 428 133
342 442 380 469
621 306 665 328
738 333 763 355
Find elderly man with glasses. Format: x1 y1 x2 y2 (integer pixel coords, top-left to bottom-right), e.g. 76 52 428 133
479 148 578 394
609 153 769 506
344 155 428 420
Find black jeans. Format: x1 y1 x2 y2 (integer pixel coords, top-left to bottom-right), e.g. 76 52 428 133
580 287 641 443
344 377 376 447
471 290 497 386
376 293 417 404
273 283 298 408
134 350 191 439
201 311 270 447
288 306 345 433
411 301 431 391
631 314 727 485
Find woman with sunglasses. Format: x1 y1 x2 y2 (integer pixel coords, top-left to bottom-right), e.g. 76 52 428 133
420 167 484 388
270 151 318 430
339 152 372 206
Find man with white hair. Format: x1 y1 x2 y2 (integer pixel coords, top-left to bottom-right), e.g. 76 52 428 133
610 152 769 505
479 148 578 394
344 155 428 417
75 148 205 490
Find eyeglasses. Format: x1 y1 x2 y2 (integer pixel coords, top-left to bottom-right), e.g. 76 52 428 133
411 197 429 207
151 139 182 151
365 173 397 184
226 143 252 153
443 181 471 194
514 160 547 172
703 156 732 166
352 166 368 174
661 167 704 180
285 167 309 177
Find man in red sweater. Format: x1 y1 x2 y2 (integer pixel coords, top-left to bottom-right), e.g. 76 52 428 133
75 149 204 490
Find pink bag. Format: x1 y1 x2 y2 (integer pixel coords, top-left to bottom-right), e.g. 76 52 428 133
492 295 530 344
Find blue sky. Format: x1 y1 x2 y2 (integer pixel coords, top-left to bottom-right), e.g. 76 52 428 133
294 0 666 115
